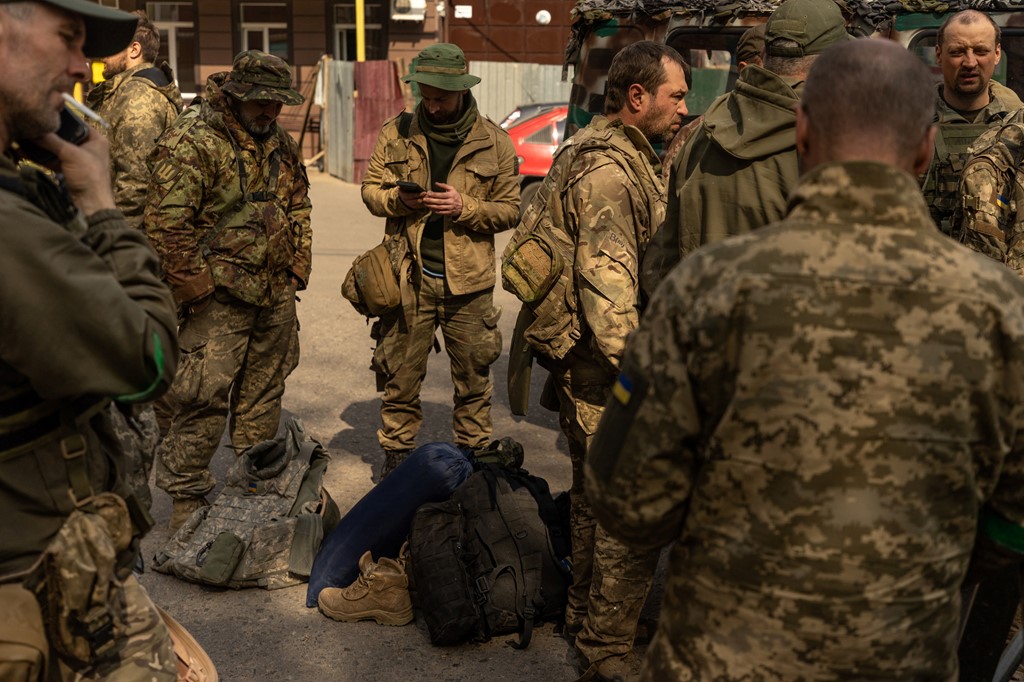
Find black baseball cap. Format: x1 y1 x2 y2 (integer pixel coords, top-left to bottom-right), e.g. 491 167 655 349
0 0 139 58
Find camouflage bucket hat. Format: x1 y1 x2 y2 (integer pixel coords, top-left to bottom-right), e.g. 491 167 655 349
8 0 139 58
402 43 481 91
222 50 305 106
765 0 851 58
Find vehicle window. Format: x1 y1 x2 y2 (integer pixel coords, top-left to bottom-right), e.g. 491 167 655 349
555 118 567 146
526 126 553 144
665 29 745 118
907 29 1024 96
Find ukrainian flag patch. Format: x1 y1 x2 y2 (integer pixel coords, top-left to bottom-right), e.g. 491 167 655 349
612 373 634 405
996 193 1009 210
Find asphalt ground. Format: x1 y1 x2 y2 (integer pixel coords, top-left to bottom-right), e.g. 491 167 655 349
138 171 664 681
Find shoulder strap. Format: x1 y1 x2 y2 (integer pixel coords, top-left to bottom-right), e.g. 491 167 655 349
398 111 414 138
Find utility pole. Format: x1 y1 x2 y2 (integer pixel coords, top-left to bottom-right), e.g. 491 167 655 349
356 0 366 61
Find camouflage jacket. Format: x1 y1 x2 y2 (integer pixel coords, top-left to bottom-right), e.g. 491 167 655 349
957 106 1024 275
923 81 1023 234
505 116 664 369
0 154 179 575
86 62 182 231
361 109 519 296
586 161 1024 681
144 73 312 308
641 65 803 300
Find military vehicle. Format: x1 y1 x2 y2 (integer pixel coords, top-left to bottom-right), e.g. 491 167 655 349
564 0 1024 134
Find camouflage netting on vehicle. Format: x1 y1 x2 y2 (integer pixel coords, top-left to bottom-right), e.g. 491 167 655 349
565 0 1024 68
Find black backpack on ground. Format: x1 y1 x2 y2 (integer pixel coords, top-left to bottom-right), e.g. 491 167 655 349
408 441 571 649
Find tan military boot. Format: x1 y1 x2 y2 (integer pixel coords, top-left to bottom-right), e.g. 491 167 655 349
317 550 413 626
169 496 209 533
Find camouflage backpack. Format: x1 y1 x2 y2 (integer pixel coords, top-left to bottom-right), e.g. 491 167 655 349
154 418 340 589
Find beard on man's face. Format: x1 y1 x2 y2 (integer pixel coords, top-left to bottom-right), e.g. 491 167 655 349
102 54 128 80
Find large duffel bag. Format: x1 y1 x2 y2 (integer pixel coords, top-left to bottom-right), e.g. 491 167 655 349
305 442 473 607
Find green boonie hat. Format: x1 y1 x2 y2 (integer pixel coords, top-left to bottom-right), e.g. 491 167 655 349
222 50 305 106
736 24 766 63
2 0 139 58
402 43 481 91
765 0 851 58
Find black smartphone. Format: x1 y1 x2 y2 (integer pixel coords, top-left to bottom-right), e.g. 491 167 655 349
396 180 426 193
16 107 90 169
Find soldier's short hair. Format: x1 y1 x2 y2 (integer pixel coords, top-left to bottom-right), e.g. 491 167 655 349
937 9 1001 49
801 39 935 162
131 10 161 63
763 39 817 77
604 41 688 115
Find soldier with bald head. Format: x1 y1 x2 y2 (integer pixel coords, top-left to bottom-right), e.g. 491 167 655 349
587 38 1024 681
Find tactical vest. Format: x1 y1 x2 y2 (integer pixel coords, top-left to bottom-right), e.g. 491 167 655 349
501 120 663 361
159 107 293 307
153 418 340 589
924 121 993 234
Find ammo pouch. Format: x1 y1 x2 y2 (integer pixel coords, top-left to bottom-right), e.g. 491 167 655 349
0 583 47 682
341 235 407 318
501 215 580 361
23 492 134 674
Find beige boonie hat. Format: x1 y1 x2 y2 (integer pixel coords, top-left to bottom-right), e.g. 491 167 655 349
222 50 305 106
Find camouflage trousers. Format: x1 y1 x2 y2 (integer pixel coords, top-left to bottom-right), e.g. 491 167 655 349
0 576 176 681
155 287 299 500
550 350 660 666
372 274 502 452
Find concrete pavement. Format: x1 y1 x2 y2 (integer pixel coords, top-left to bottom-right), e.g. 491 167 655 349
138 171 595 681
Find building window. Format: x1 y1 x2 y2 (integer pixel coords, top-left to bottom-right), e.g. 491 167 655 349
333 2 385 61
147 2 197 98
241 3 289 61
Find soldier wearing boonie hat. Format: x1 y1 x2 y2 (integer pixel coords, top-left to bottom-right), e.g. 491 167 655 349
146 49 312 534
359 43 519 479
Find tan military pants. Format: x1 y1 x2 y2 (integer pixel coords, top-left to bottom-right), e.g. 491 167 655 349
551 350 660 666
373 273 502 452
0 577 176 682
156 286 299 499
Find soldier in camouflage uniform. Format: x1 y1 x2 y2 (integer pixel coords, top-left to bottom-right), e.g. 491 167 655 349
923 10 1022 236
145 50 311 531
86 9 181 231
641 0 850 300
587 39 1024 681
504 41 687 680
86 10 182 512
0 1 179 679
956 108 1024 274
361 43 519 477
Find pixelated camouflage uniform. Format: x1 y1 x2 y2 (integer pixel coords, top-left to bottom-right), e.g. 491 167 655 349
957 107 1024 275
146 67 311 501
587 161 1024 681
361 104 519 454
506 116 662 671
0 154 178 679
86 62 182 231
641 65 803 300
923 81 1022 235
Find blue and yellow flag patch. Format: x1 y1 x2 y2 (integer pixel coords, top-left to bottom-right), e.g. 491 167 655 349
612 373 634 405
997 194 1009 210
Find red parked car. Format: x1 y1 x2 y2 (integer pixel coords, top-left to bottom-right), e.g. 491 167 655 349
506 105 568 211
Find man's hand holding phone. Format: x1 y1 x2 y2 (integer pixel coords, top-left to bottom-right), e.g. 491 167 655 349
397 180 426 209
